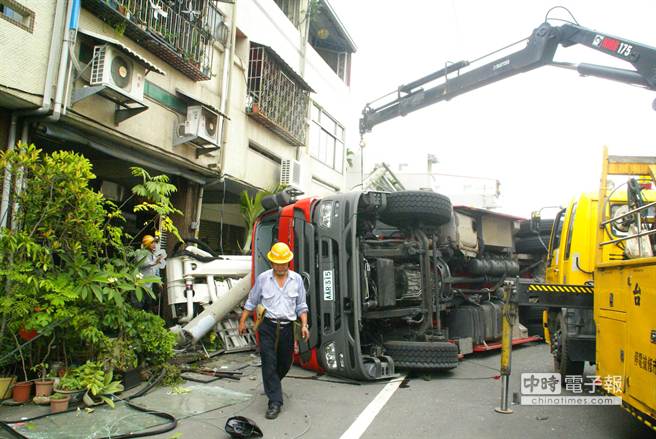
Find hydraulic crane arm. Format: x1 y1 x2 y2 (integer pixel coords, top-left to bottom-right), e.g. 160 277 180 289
360 22 656 134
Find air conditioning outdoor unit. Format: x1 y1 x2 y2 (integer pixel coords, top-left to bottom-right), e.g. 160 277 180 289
280 159 303 190
180 105 220 146
89 44 146 104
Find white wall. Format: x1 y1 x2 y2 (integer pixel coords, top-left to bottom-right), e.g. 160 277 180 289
223 0 354 195
0 1 57 104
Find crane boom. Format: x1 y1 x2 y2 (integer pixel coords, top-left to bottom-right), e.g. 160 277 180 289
360 22 656 134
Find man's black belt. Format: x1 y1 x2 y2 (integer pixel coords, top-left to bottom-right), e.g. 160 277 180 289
265 317 292 325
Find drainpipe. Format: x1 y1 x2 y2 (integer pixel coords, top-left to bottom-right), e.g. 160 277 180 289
193 185 204 239
0 0 68 228
296 0 311 163
0 116 18 229
10 124 30 230
48 0 79 122
218 1 237 175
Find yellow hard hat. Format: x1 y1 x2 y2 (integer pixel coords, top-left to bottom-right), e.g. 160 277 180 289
142 235 156 247
267 242 293 264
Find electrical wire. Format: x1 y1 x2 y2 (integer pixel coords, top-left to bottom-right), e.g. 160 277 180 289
544 6 580 25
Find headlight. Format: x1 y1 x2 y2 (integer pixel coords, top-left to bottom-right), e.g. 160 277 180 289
319 203 333 228
324 342 337 369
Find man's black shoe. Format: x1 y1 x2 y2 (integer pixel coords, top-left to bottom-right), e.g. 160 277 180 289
265 403 281 419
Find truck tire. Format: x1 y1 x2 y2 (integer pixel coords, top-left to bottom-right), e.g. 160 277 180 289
380 191 452 228
517 219 554 237
553 313 585 377
515 235 549 254
383 341 458 370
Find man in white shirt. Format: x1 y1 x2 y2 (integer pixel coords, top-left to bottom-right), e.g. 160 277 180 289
239 242 309 420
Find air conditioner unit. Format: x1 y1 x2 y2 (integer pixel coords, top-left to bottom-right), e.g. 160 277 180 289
89 44 146 104
280 159 303 190
179 105 220 147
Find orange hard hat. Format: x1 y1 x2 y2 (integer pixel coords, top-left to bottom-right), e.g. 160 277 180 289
142 235 156 247
267 242 293 264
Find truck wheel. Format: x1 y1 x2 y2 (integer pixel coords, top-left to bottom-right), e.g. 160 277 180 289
517 219 555 237
515 235 549 254
553 313 584 377
380 191 452 227
383 341 458 370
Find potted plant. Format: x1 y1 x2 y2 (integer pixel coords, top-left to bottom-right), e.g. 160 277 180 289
78 361 124 408
32 362 54 397
50 393 71 413
103 338 140 390
53 368 85 403
10 333 31 403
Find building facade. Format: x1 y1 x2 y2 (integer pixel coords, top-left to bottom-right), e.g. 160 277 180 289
0 0 356 254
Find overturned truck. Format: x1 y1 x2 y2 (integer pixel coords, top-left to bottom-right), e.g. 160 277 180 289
253 190 532 380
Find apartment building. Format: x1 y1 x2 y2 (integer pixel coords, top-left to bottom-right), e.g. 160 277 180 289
0 0 356 253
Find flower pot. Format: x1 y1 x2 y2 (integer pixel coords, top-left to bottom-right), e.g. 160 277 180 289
35 380 55 397
83 391 103 407
12 381 32 403
53 387 85 403
50 395 70 413
0 376 16 399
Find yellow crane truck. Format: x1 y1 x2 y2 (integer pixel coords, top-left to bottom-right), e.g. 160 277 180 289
519 148 656 430
594 149 656 429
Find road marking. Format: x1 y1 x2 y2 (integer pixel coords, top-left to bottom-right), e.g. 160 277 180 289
338 376 405 439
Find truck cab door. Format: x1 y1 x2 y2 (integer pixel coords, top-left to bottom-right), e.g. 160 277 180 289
291 210 318 359
545 208 566 283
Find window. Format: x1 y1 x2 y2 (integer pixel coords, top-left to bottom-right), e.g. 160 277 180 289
274 0 301 28
247 43 311 146
0 0 34 32
203 3 229 44
309 103 345 172
564 203 577 260
547 208 565 266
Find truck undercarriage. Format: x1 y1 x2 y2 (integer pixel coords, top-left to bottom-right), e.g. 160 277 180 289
255 190 529 380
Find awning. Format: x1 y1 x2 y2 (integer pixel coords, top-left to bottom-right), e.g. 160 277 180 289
37 122 210 185
77 28 166 75
175 88 230 119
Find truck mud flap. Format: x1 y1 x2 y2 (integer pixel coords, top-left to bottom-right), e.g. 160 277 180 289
517 279 593 309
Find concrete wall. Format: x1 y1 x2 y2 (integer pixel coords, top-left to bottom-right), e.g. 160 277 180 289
221 0 353 195
70 11 226 170
0 0 57 105
0 0 355 208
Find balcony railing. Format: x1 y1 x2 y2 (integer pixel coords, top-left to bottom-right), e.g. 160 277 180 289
82 0 229 81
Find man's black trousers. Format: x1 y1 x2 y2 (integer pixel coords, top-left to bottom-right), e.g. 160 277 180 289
259 319 294 406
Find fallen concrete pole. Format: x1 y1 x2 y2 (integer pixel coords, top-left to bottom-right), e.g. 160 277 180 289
172 272 251 346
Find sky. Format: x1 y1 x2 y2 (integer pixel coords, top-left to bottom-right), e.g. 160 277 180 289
329 0 656 218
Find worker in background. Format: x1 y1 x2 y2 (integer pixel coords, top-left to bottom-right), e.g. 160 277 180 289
135 234 166 314
239 242 309 420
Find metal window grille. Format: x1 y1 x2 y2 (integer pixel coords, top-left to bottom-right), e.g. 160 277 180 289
247 45 309 146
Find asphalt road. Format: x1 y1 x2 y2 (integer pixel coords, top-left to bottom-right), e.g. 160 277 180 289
153 343 655 439
1 343 654 438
